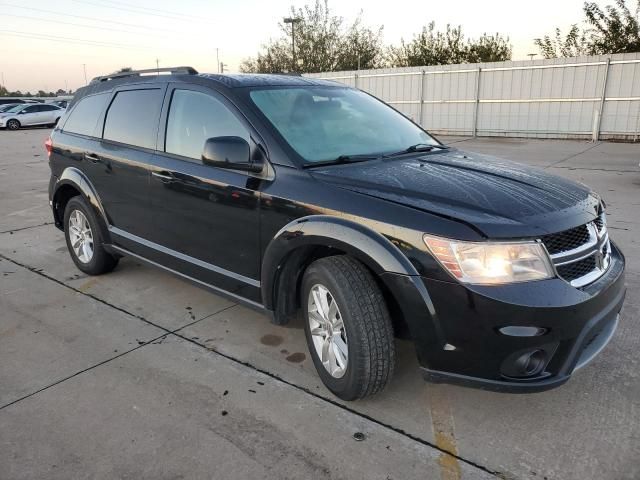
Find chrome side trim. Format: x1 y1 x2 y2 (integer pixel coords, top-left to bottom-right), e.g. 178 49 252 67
110 245 264 310
109 226 261 288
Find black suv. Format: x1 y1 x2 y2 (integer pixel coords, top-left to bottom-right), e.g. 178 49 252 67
47 67 626 400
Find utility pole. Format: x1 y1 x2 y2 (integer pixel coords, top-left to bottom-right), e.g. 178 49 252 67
156 58 160 73
82 64 87 85
220 62 227 73
283 17 302 72
1 71 4 88
216 48 220 73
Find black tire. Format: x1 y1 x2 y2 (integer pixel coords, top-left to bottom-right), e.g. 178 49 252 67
302 255 395 400
6 119 20 130
63 196 118 275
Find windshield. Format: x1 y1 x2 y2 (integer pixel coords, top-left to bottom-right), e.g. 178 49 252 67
249 87 438 163
5 105 25 113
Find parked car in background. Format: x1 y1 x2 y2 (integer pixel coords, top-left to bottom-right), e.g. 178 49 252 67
0 103 64 130
0 98 27 105
51 100 69 109
47 67 625 400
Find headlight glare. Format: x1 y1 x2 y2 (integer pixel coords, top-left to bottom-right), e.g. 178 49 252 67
423 234 554 284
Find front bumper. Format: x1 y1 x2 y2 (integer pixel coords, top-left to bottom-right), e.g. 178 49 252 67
382 242 626 393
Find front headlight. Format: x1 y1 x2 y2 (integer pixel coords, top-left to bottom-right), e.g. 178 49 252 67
423 234 555 285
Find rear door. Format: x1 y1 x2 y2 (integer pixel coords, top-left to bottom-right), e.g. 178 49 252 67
40 104 62 124
144 84 262 301
84 86 166 246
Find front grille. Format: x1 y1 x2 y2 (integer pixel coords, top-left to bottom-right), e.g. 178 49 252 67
556 256 597 282
540 213 610 287
541 225 590 255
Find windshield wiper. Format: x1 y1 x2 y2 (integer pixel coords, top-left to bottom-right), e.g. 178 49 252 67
302 154 381 169
384 143 448 158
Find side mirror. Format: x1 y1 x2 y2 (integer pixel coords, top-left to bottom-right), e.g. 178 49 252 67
201 136 262 173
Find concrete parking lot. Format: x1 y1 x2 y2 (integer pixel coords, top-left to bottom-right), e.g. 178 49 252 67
0 129 638 480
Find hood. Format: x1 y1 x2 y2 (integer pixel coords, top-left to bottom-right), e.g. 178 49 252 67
310 150 601 238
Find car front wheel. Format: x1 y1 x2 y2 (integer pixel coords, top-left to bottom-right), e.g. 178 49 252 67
6 119 20 130
302 256 395 400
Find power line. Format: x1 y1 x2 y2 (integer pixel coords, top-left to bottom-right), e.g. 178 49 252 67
73 0 212 22
3 13 163 37
69 0 211 23
0 30 157 50
0 3 170 32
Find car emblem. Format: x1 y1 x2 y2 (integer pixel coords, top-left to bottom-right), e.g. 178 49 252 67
594 249 605 270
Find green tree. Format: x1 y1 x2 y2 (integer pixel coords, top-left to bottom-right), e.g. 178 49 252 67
387 23 511 67
535 0 640 58
534 25 588 58
467 33 513 63
240 1 384 73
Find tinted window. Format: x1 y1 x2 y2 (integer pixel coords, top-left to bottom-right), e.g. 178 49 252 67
41 105 59 111
22 105 39 113
103 89 162 149
63 93 109 136
165 89 249 161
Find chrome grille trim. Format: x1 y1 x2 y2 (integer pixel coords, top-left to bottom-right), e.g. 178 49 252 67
541 213 611 288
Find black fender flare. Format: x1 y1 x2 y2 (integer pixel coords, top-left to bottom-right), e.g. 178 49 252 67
262 216 420 309
51 167 111 241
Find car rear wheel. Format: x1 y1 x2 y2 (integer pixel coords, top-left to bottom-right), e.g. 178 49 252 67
63 196 118 275
6 119 20 130
302 255 395 400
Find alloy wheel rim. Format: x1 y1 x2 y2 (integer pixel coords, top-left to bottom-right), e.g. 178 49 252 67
68 210 94 263
8 121 18 130
308 284 348 378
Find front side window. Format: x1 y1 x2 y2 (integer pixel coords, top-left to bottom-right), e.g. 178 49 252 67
23 105 39 114
250 87 436 163
165 89 249 161
63 93 109 137
103 89 162 149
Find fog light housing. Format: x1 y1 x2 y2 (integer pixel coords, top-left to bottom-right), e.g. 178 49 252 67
501 349 549 378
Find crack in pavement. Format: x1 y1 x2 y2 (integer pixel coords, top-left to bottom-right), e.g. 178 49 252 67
0 222 54 235
544 142 602 169
0 253 503 478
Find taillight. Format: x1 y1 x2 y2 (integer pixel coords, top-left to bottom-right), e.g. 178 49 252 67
45 137 53 158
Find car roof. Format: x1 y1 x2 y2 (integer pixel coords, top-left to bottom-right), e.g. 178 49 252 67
197 73 343 88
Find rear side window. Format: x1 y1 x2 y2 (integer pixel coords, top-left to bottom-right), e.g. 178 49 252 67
165 89 249 161
41 105 59 112
63 93 109 137
103 89 162 149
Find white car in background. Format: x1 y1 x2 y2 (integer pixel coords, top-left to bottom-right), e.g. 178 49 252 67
0 103 64 130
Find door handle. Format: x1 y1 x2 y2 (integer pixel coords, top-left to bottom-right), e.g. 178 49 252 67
152 171 174 181
84 153 101 163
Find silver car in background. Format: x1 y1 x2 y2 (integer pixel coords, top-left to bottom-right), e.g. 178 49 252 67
0 103 64 130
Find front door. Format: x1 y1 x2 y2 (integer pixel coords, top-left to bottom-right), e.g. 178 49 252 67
145 85 262 302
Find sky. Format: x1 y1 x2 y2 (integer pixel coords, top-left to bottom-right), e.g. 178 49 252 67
0 0 610 93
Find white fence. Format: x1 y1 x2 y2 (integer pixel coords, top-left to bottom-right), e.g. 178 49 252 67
306 53 640 141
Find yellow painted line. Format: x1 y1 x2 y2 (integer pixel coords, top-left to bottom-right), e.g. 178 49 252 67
427 386 462 480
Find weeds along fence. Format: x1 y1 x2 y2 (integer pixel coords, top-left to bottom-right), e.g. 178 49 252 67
305 52 640 141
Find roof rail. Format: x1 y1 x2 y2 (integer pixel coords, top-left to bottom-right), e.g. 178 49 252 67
90 66 198 84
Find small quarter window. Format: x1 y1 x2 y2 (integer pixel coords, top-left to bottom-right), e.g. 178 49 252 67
63 93 109 137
